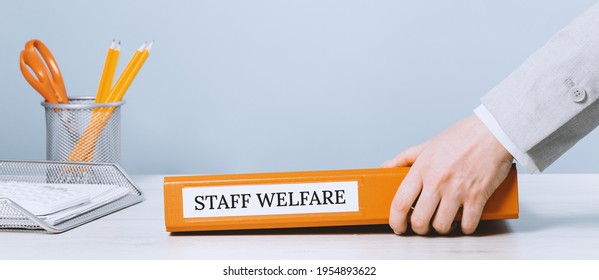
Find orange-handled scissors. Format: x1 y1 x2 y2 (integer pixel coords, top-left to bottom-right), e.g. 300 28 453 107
19 39 68 104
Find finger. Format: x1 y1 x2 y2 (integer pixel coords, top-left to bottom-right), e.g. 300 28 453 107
410 188 440 235
389 171 423 235
461 200 486 235
431 197 461 234
381 142 427 168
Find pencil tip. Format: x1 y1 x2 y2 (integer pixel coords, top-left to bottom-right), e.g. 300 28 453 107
145 40 154 52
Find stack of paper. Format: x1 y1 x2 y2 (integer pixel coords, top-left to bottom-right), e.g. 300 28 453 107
0 182 129 226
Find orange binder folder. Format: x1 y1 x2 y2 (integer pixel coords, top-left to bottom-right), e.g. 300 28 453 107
164 166 518 232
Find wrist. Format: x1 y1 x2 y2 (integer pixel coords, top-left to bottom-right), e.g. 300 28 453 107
474 105 539 173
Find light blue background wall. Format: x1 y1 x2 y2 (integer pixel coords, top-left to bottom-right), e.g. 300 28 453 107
1 1 598 174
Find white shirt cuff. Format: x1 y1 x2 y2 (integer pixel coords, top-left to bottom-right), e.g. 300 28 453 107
474 104 540 173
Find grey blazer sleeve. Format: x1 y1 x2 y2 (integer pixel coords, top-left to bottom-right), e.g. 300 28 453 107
481 2 599 171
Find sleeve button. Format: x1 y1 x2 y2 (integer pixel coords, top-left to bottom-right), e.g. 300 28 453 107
569 87 587 103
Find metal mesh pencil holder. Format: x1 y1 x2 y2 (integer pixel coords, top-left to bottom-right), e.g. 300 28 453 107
42 97 124 163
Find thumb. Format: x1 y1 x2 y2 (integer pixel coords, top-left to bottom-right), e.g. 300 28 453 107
381 142 428 168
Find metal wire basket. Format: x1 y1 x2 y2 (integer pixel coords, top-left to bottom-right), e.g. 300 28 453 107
42 97 124 163
0 160 144 233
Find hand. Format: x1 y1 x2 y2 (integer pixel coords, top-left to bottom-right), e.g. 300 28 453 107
381 114 513 235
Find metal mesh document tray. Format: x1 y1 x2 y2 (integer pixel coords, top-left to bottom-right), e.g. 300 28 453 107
0 160 144 233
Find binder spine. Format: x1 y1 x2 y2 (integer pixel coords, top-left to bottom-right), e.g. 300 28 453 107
164 166 519 232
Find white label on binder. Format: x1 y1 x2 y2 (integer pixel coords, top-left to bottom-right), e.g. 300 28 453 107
182 181 359 218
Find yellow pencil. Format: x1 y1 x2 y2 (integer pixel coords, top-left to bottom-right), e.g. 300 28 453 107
68 41 153 162
104 41 152 103
96 40 120 103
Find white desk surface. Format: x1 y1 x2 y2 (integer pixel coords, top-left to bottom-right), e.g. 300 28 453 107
2 174 599 260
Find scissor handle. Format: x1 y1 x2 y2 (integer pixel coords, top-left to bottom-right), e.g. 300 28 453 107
19 40 67 104
20 50 59 103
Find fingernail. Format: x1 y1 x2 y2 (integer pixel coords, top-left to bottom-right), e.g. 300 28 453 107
391 226 404 235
